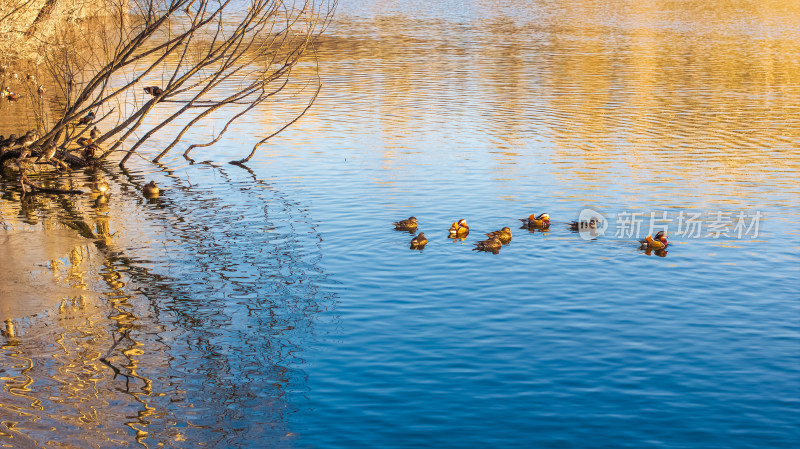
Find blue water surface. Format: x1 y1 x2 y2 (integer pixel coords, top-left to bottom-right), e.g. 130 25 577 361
1 1 799 448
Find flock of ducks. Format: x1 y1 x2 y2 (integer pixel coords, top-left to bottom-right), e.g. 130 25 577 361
91 180 159 200
0 129 160 199
0 72 666 254
0 80 165 199
1 73 162 103
1 73 45 101
393 214 669 255
0 114 100 168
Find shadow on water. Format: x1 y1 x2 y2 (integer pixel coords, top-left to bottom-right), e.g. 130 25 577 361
0 158 336 447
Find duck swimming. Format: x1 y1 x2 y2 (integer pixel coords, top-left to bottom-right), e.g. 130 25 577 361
520 213 550 228
393 216 418 231
486 227 512 244
143 180 160 196
639 231 668 250
410 232 428 249
449 219 469 238
473 236 502 253
569 217 600 231
448 222 459 236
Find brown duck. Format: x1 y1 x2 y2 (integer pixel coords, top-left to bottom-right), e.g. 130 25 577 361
473 236 502 252
393 216 418 231
143 180 160 196
569 217 600 231
410 232 428 249
486 227 512 244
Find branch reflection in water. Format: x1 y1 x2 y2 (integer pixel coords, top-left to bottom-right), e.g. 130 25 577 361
0 159 335 447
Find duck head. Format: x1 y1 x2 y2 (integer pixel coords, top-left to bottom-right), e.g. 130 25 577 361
457 219 468 229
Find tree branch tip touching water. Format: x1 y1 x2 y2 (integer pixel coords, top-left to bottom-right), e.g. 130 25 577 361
3 0 336 187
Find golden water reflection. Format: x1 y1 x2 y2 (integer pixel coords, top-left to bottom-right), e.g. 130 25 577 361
2 0 800 446
0 159 327 446
307 0 800 209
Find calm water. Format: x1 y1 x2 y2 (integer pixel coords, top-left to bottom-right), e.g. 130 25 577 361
1 0 800 447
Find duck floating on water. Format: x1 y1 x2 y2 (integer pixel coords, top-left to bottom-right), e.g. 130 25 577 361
486 226 512 244
639 231 668 250
393 216 418 231
410 232 427 249
473 236 502 253
143 180 160 197
520 213 550 228
449 219 469 238
569 217 601 231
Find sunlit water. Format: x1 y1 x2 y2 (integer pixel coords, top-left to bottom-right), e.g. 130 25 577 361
1 0 799 447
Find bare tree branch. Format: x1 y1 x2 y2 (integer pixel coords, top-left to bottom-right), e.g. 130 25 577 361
3 0 336 172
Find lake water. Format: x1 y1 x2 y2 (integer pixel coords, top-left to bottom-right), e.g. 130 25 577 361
1 0 799 447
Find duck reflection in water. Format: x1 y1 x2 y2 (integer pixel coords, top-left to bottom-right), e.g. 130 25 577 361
520 225 549 236
642 248 668 257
